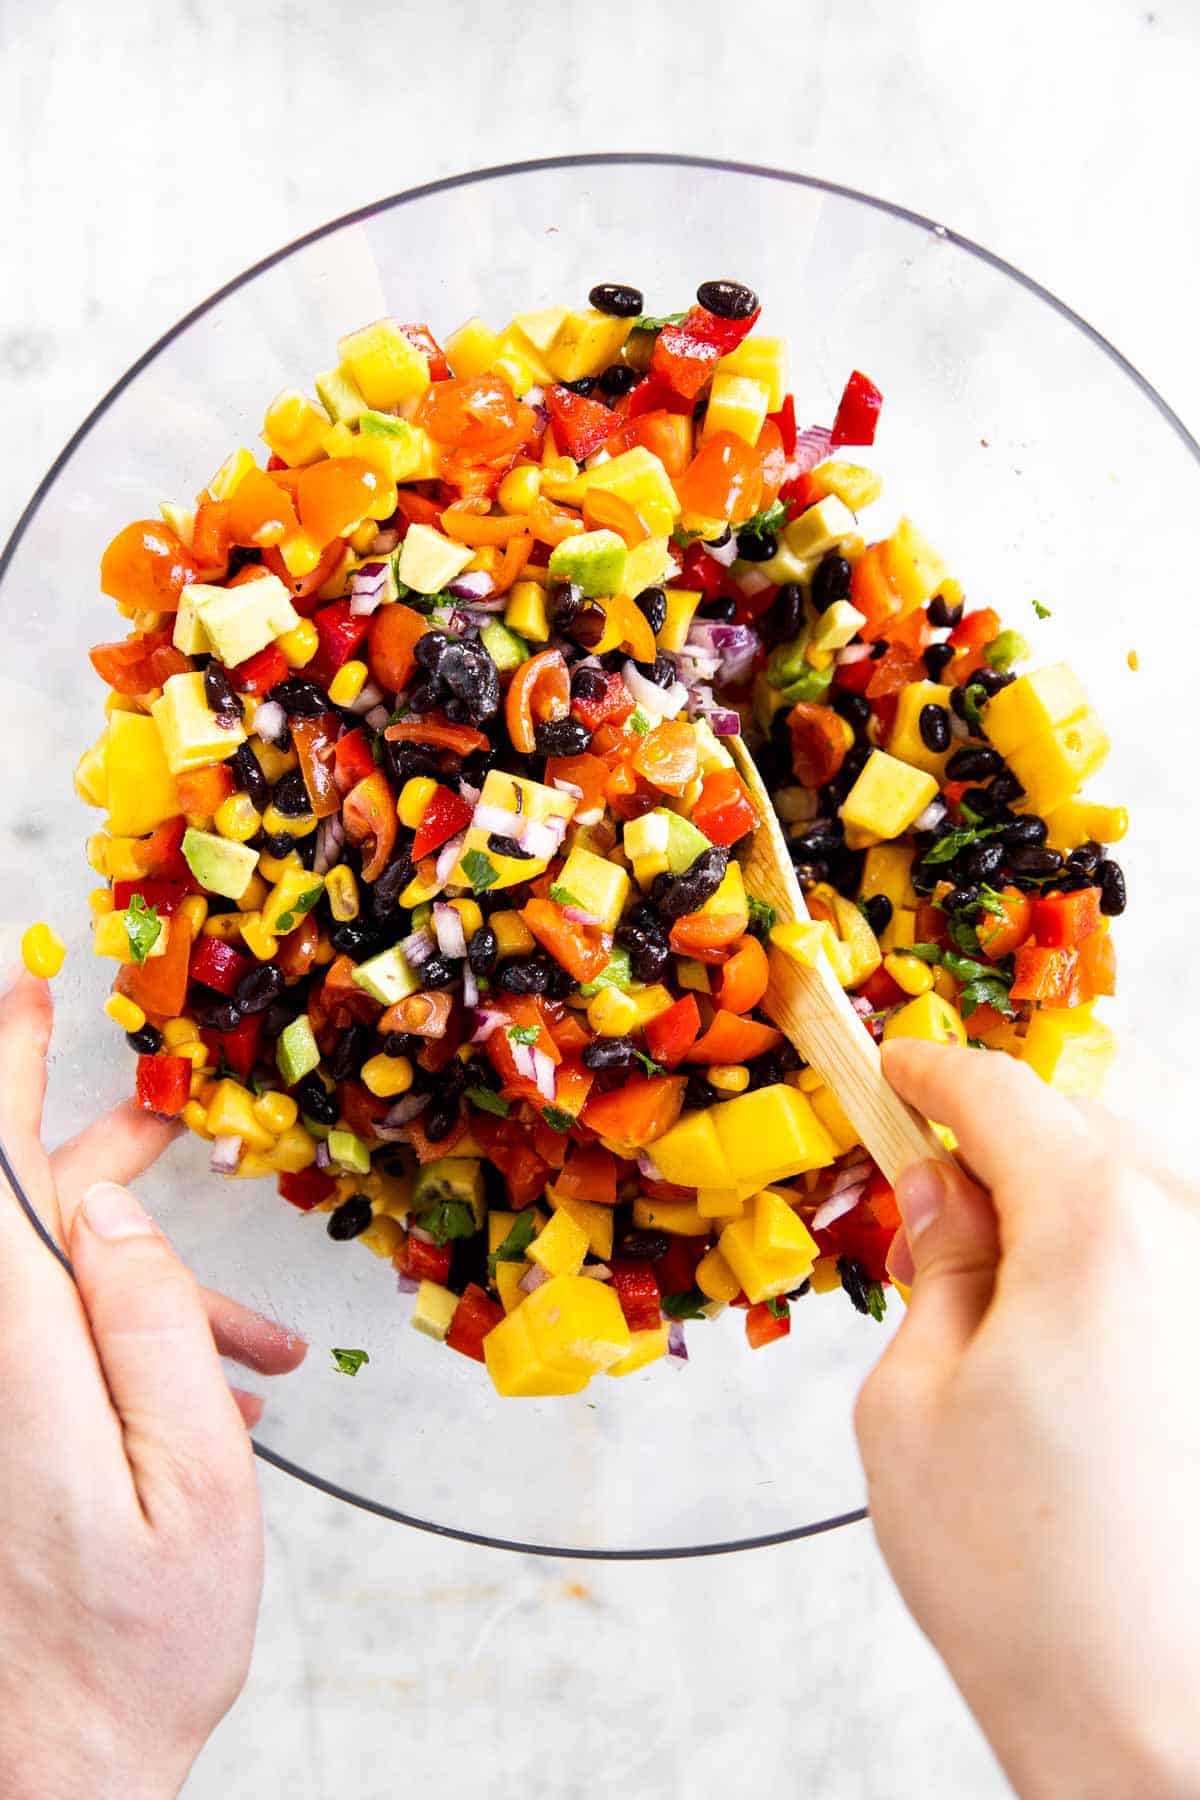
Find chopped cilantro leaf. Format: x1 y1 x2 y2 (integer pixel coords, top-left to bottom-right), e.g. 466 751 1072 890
634 310 686 331
671 525 705 549
274 886 323 934
124 893 162 966
923 823 1004 866
906 942 943 963
765 1296 789 1319
412 1199 478 1245
632 1049 665 1077
541 1106 575 1133
975 885 1009 918
1032 599 1052 620
948 913 984 956
548 884 580 907
866 1284 887 1323
747 896 777 940
466 1086 510 1118
962 683 989 731
487 1209 538 1278
461 849 500 893
736 499 788 543
661 1288 708 1321
958 977 1017 1020
628 708 652 736
330 1347 369 1377
942 950 1012 989
508 1024 540 1046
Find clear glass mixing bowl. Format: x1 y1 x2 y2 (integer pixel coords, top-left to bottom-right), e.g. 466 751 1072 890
2 155 1197 1557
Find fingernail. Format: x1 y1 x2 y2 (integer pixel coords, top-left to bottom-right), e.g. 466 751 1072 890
894 1163 947 1242
886 1228 915 1286
82 1182 156 1241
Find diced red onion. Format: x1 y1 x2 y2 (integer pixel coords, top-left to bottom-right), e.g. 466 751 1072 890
461 963 478 1009
706 709 742 736
470 1007 510 1044
520 819 560 861
313 815 345 876
835 642 872 665
561 905 603 929
636 1152 664 1182
432 902 467 960
384 1091 432 1128
400 926 435 966
667 1322 689 1361
950 715 970 741
409 1223 434 1244
552 778 584 802
524 384 545 410
446 571 496 601
687 620 760 686
315 1139 332 1171
434 831 467 887
350 561 389 616
704 533 739 569
395 1271 420 1295
913 798 948 834
347 680 386 715
210 1135 241 1175
812 1185 866 1232
676 647 722 684
364 703 391 732
473 802 523 837
581 1263 613 1281
519 1263 549 1294
459 780 480 807
252 700 286 744
369 528 400 554
530 1047 557 1102
793 424 833 473
850 995 875 1019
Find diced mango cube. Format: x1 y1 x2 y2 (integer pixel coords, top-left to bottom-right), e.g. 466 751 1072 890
262 390 329 467
494 1261 529 1315
527 1206 589 1279
859 844 917 912
659 588 702 654
1020 1005 1116 1098
752 1187 819 1261
93 909 169 962
888 680 954 777
151 672 245 775
712 1083 837 1186
840 750 938 848
815 462 884 511
605 1324 671 1377
522 1274 631 1376
205 1078 275 1152
645 1107 733 1192
445 317 502 379
1007 712 1111 816
337 318 432 407
882 991 968 1047
103 711 181 836
580 446 681 532
622 535 678 597
1043 800 1128 853
545 310 634 383
549 1192 614 1262
695 1246 742 1303
510 307 570 354
715 335 788 411
982 663 1091 757
702 373 770 447
631 1197 711 1237
808 1085 861 1155
771 919 854 986
483 1304 591 1396
810 1255 843 1295
719 1190 818 1304
783 496 857 561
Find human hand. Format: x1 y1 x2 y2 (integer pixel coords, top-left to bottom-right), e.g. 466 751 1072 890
0 976 306 1800
856 1041 1200 1799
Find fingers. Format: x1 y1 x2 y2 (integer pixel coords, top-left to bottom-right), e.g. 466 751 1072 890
0 975 52 1147
69 1182 256 1522
885 1159 1000 1365
203 1290 308 1375
881 1040 1096 1222
230 1387 265 1429
50 1100 181 1231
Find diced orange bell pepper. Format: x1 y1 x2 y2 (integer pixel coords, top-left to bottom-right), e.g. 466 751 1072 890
440 499 533 545
556 1143 619 1207
690 768 758 844
174 763 236 816
341 770 397 883
851 542 903 639
745 1299 791 1349
1009 942 1082 1008
506 649 571 754
100 520 200 613
116 916 194 1020
632 720 699 796
975 888 1032 961
643 994 702 1067
684 1009 783 1065
582 487 651 546
521 898 610 984
674 431 763 524
712 935 770 1015
367 603 429 694
580 1075 687 1153
668 911 746 959
1078 927 1116 998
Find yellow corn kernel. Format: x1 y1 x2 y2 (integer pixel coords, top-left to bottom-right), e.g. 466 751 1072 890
587 986 641 1036
350 520 379 553
174 894 208 938
202 912 245 942
20 928 65 986
932 966 958 1002
884 951 935 997
707 1064 750 1095
104 993 146 1033
448 897 483 940
497 462 542 514
86 833 110 876
252 1090 299 1135
251 738 298 782
177 1041 211 1071
398 776 437 829
258 849 303 884
181 1099 212 1138
360 1053 414 1098
239 912 279 962
214 793 262 844
237 873 270 914
492 910 535 958
269 1123 318 1173
89 886 115 917
328 659 368 707
325 865 360 922
162 1016 200 1047
261 802 317 838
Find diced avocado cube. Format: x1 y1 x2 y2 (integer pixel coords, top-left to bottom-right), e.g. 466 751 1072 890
171 587 210 655
181 576 301 669
782 496 857 561
547 529 627 600
413 1158 486 1232
328 1128 371 1175
578 946 633 997
811 599 867 654
396 523 475 595
350 944 420 1006
181 827 260 901
276 1015 321 1086
151 672 245 774
315 366 367 424
480 620 528 673
411 1280 460 1343
767 633 814 690
357 413 440 482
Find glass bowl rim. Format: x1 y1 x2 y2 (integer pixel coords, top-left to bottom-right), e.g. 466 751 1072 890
4 150 1197 1560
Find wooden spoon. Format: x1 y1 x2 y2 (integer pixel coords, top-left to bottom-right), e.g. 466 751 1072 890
729 736 954 1184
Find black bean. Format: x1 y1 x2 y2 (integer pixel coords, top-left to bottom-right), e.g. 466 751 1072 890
634 652 678 689
1050 871 1093 894
496 956 553 995
296 1074 339 1123
791 858 830 889
927 592 964 630
960 841 1006 883
550 581 585 631
696 279 759 320
224 544 261 578
821 743 872 808
870 641 888 661
948 685 982 728
620 928 669 985
811 553 852 614
380 1032 418 1059
945 882 982 913
1099 860 1126 916
911 858 941 896
946 745 1003 782
562 376 598 396
269 678 329 717
260 832 295 860
838 1255 875 1316
831 849 866 900
861 894 892 936
329 1023 371 1083
654 846 730 920
330 919 384 958
973 667 1016 697
459 748 499 789
484 833 532 862
272 770 311 817
414 631 450 673
598 363 639 398
403 675 442 716
736 528 777 562
832 690 872 735
923 643 957 682
589 283 645 317
704 527 733 549
196 999 241 1033
1066 843 1103 879
685 1072 720 1110
234 963 286 1016
746 1053 784 1091
761 581 804 648
989 771 1024 806
440 642 500 721
371 853 415 920
126 1023 162 1055
533 717 592 756
418 955 457 990
960 787 1007 822
467 925 498 978
918 703 952 754
617 1230 670 1261
327 1194 374 1241
699 595 737 622
203 663 241 725
999 816 1048 848
571 664 607 701
1007 846 1063 879
384 742 438 787
229 742 270 811
634 585 667 635
582 1036 637 1072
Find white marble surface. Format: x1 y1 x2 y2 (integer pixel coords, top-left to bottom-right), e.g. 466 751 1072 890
3 3 1198 1794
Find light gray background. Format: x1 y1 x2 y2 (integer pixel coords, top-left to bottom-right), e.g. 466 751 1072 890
2 3 1195 1795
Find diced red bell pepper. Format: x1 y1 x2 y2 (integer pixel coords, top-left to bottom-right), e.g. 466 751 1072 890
230 642 288 696
201 1012 264 1083
679 540 733 600
651 320 722 401
333 725 378 794
948 606 1002 652
1009 943 1082 1008
813 1207 892 1284
307 600 371 687
1079 927 1116 998
128 815 194 885
445 1283 505 1363
556 1143 618 1206
135 1053 191 1118
855 963 907 1010
367 601 429 694
335 1078 391 1142
544 384 615 460
89 628 191 696
644 994 702 1067
278 1166 337 1212
830 370 883 449
411 783 475 862
580 1075 687 1154
398 322 451 381
472 1115 553 1206
867 641 926 700
624 374 699 420
863 1168 901 1232
767 394 798 457
745 1299 791 1349
111 878 189 916
689 768 758 845
1031 887 1102 948
570 668 633 732
684 1010 782 1065
342 769 398 884
832 653 876 696
610 1260 662 1333
548 1055 595 1124
398 1232 453 1285
189 934 252 997
655 1234 706 1296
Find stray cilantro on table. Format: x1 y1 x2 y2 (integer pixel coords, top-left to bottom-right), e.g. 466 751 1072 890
662 1289 708 1321
465 1086 510 1118
1032 599 1052 620
330 1348 369 1377
124 893 162 966
461 849 500 893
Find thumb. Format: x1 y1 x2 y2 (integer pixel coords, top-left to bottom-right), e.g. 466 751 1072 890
71 1182 254 1520
886 1159 1000 1363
